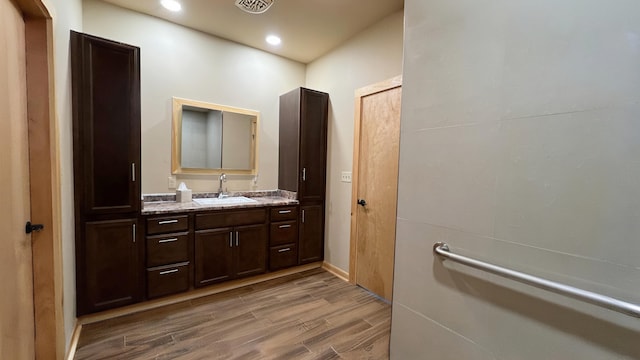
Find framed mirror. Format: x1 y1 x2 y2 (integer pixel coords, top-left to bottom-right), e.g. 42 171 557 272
171 97 258 175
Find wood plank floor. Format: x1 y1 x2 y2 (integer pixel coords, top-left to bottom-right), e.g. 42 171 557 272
74 269 391 359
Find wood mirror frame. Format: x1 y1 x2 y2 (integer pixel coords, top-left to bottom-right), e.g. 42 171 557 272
171 97 259 175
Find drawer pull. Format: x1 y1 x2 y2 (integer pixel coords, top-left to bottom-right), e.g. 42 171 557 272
278 247 291 253
159 269 179 275
158 219 178 225
158 238 178 244
279 224 291 229
278 210 292 214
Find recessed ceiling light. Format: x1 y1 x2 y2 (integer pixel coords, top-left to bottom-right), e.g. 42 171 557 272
161 0 182 12
266 35 281 46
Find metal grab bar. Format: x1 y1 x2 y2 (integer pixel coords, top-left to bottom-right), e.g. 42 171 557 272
433 242 640 318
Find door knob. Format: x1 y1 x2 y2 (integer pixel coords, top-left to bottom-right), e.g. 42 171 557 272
357 199 367 207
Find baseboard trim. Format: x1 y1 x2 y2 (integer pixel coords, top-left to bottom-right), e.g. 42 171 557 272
64 320 82 360
77 262 323 326
322 261 349 282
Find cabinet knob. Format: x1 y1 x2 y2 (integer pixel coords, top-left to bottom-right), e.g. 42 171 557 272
357 199 367 207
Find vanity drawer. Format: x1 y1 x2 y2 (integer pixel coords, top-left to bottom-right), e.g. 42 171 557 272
146 215 189 235
146 232 189 268
146 262 190 299
269 244 298 271
195 209 266 230
269 221 298 246
270 206 298 222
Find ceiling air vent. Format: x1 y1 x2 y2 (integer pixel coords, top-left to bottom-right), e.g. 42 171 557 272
235 0 274 14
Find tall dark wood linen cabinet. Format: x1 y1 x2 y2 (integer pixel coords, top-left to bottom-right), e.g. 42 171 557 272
71 31 142 315
278 88 329 264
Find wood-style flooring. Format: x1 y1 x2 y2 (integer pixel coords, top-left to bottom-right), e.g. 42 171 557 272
74 269 391 359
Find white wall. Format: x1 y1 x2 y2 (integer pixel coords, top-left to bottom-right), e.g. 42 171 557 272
83 0 306 193
306 11 404 272
45 0 82 352
391 0 640 358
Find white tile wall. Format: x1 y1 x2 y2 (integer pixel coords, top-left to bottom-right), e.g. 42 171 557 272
397 123 500 236
392 0 640 358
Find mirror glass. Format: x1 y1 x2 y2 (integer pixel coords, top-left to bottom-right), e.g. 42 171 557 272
172 97 258 175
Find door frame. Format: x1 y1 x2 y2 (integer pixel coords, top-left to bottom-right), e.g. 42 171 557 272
14 0 64 358
349 75 402 284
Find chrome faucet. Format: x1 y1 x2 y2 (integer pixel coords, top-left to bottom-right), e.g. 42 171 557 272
218 173 227 198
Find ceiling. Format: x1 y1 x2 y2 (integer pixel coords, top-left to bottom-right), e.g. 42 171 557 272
98 0 404 64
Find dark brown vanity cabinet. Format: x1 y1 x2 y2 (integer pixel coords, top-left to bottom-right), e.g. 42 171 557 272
269 206 299 270
279 88 329 264
145 215 191 299
71 31 141 215
194 209 268 287
299 204 324 264
82 219 140 313
71 31 142 315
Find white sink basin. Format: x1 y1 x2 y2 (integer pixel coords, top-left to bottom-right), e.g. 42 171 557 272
193 196 258 206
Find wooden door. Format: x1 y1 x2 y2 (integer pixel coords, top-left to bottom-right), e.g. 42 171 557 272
194 228 234 286
0 0 34 357
299 204 325 264
83 218 141 313
350 76 402 301
234 224 267 278
0 0 61 357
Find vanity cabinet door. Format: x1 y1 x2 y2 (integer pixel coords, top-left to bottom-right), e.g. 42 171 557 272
71 31 141 215
299 204 324 264
278 87 329 202
298 89 329 203
80 218 141 314
234 224 268 278
194 228 234 286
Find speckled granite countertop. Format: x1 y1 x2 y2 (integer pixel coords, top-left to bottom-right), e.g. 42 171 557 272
141 190 298 215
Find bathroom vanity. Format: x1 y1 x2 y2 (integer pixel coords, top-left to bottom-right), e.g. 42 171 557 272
71 31 329 316
141 195 298 301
